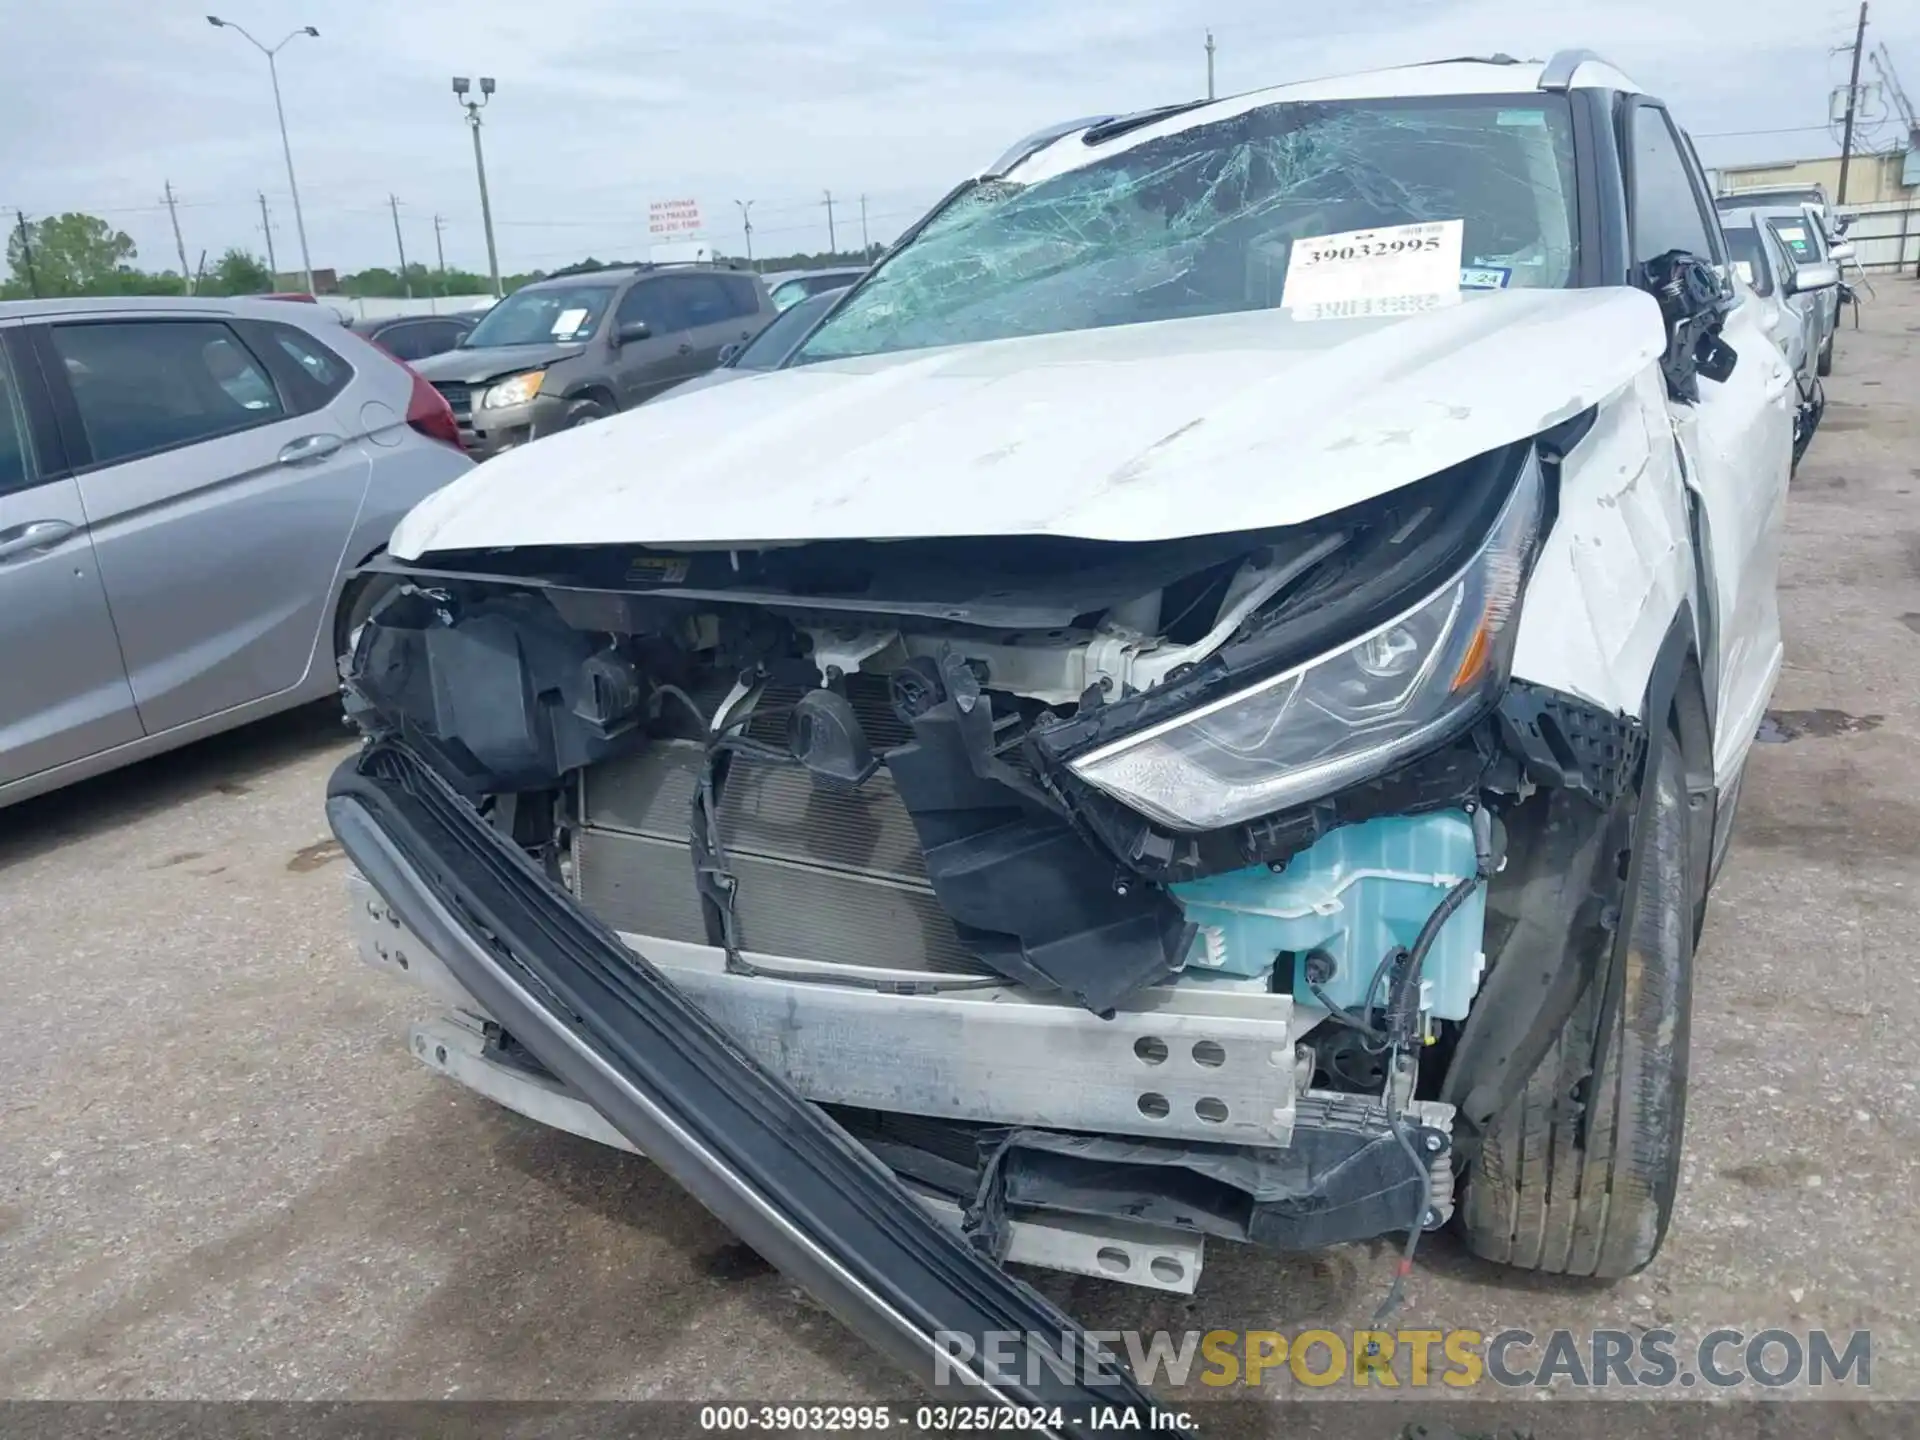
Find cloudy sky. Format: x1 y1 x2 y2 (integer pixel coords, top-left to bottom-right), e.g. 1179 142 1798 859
2 0 1913 280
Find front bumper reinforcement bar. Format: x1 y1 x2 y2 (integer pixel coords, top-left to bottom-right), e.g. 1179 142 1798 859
325 743 1164 1429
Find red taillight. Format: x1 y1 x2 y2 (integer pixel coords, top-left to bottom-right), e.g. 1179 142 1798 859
404 368 464 450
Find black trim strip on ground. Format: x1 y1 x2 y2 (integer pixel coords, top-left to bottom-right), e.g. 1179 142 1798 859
326 743 1167 1434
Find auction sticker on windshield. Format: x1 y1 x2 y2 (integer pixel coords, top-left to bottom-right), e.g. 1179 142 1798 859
552 307 591 338
1283 219 1464 320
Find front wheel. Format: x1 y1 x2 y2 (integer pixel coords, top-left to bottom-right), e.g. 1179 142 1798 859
1461 727 1694 1279
561 397 614 429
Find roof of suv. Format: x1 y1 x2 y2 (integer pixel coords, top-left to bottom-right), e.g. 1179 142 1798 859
994 52 1644 182
528 261 758 290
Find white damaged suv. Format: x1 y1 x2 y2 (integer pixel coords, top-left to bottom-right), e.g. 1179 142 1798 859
326 52 1793 1400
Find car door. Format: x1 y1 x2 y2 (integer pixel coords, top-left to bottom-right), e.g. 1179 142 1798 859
670 273 762 373
0 327 144 789
1626 101 1794 783
36 313 374 736
607 278 688 408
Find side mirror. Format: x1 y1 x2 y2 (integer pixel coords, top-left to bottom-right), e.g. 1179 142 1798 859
1828 240 1856 262
1786 260 1840 295
614 319 651 347
718 341 744 366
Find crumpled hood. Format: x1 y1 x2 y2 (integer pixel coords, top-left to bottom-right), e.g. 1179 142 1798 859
390 288 1666 559
411 341 586 385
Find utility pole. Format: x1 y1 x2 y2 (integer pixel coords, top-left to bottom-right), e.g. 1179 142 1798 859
734 199 755 264
1206 29 1216 100
823 189 837 254
388 194 412 298
257 192 278 282
453 77 503 298
163 180 193 294
1837 1 1869 205
433 214 448 297
859 194 870 257
13 211 39 297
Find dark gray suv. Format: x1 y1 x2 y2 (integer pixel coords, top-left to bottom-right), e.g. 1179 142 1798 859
411 262 775 458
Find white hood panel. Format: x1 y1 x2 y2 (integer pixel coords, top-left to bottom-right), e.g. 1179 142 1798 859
389 288 1666 560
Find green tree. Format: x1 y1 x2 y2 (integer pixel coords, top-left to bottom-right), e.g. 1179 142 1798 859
207 247 274 296
5 212 142 296
340 266 404 298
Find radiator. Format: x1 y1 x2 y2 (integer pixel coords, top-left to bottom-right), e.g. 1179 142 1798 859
574 705 992 977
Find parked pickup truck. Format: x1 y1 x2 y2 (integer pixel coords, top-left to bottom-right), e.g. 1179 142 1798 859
326 50 1793 1416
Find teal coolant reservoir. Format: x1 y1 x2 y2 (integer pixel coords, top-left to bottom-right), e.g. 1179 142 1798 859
1169 810 1486 1022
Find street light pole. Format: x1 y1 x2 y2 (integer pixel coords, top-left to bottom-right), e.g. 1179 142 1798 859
208 17 318 295
453 77 503 298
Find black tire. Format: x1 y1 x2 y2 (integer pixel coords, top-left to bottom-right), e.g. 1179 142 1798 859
561 396 614 429
1462 727 1694 1279
334 572 398 667
1816 333 1833 377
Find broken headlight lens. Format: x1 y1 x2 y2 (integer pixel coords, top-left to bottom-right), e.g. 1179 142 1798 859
1071 449 1544 831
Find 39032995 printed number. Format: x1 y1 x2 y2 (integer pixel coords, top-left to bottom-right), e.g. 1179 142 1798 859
1302 235 1445 263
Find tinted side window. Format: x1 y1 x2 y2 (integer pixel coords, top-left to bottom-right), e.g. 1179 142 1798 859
418 320 467 354
50 321 285 468
721 274 764 318
0 346 35 497
664 275 737 330
265 321 351 405
615 280 675 333
375 322 436 362
1629 107 1716 265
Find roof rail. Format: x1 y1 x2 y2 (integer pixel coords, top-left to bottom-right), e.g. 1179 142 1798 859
1538 49 1612 91
1417 53 1527 67
985 115 1113 177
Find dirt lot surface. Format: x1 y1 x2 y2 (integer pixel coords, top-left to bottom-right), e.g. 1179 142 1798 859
4 282 1918 1406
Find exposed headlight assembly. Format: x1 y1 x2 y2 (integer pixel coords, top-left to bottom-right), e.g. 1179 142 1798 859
1070 449 1544 832
482 370 546 408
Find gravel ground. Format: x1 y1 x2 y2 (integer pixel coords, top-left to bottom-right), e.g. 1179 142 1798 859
3 281 1918 1406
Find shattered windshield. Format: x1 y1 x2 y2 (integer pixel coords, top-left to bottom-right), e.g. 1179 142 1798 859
794 95 1579 363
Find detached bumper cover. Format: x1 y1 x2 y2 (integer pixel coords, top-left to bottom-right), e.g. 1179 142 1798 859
325 742 1163 1426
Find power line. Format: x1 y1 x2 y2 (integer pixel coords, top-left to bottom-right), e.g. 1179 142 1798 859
1693 124 1833 138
